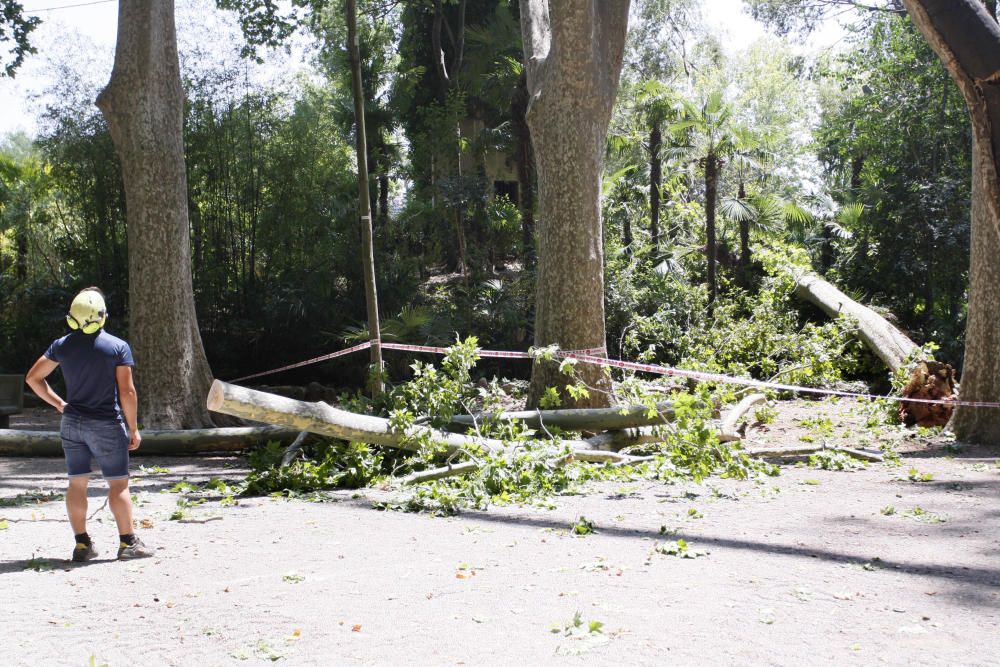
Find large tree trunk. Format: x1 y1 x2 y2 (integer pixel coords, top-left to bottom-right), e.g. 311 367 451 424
96 0 214 428
520 0 630 408
902 0 1000 444
789 266 956 427
649 120 662 249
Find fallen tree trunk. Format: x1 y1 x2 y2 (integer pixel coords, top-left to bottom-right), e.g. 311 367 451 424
0 426 299 457
451 401 679 431
788 266 917 372
207 380 625 459
786 267 954 427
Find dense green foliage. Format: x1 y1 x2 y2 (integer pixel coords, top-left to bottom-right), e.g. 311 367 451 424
0 2 971 398
816 17 970 364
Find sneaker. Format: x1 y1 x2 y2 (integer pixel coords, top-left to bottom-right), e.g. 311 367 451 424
72 541 99 562
117 537 154 560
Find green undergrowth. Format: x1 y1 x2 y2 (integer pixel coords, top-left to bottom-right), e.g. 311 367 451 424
233 339 777 515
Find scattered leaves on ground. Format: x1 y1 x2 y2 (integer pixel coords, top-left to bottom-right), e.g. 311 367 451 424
653 539 709 559
572 516 595 536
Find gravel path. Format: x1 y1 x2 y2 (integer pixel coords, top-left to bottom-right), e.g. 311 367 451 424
1 402 998 666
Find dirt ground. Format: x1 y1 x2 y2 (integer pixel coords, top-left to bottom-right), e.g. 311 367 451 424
1 400 998 666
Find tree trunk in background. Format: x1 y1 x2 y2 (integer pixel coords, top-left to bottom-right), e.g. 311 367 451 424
431 0 468 277
15 228 27 280
347 0 384 398
902 0 1000 444
512 70 535 265
96 0 214 429
649 120 662 249
737 181 751 286
521 0 630 409
820 224 833 274
705 153 719 308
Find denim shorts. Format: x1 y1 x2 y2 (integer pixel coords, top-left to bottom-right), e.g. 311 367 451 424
60 413 130 480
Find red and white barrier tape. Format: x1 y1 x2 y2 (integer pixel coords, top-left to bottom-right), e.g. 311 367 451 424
230 340 997 410
230 341 374 382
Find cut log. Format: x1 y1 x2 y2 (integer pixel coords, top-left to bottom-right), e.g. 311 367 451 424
207 380 624 459
452 401 679 431
0 426 299 457
719 393 768 443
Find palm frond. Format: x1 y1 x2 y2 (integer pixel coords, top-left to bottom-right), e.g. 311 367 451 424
719 196 757 223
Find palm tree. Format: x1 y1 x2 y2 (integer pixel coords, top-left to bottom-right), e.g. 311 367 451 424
671 91 763 307
783 193 863 273
634 80 681 250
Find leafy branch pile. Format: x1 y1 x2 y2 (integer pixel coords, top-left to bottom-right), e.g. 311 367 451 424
240 339 777 514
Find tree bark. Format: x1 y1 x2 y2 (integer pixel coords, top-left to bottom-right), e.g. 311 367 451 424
513 71 536 264
347 0 384 398
902 0 1000 443
649 120 662 249
705 153 719 307
520 0 630 408
95 0 214 428
788 266 918 372
207 380 624 460
0 426 299 457
737 181 751 286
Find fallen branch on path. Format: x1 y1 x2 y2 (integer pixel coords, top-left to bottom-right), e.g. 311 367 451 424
399 448 643 485
280 431 310 467
208 381 639 462
0 425 300 457
718 393 768 443
748 444 883 463
450 401 679 431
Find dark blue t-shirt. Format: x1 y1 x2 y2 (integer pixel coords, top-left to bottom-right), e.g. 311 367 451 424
45 330 135 422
